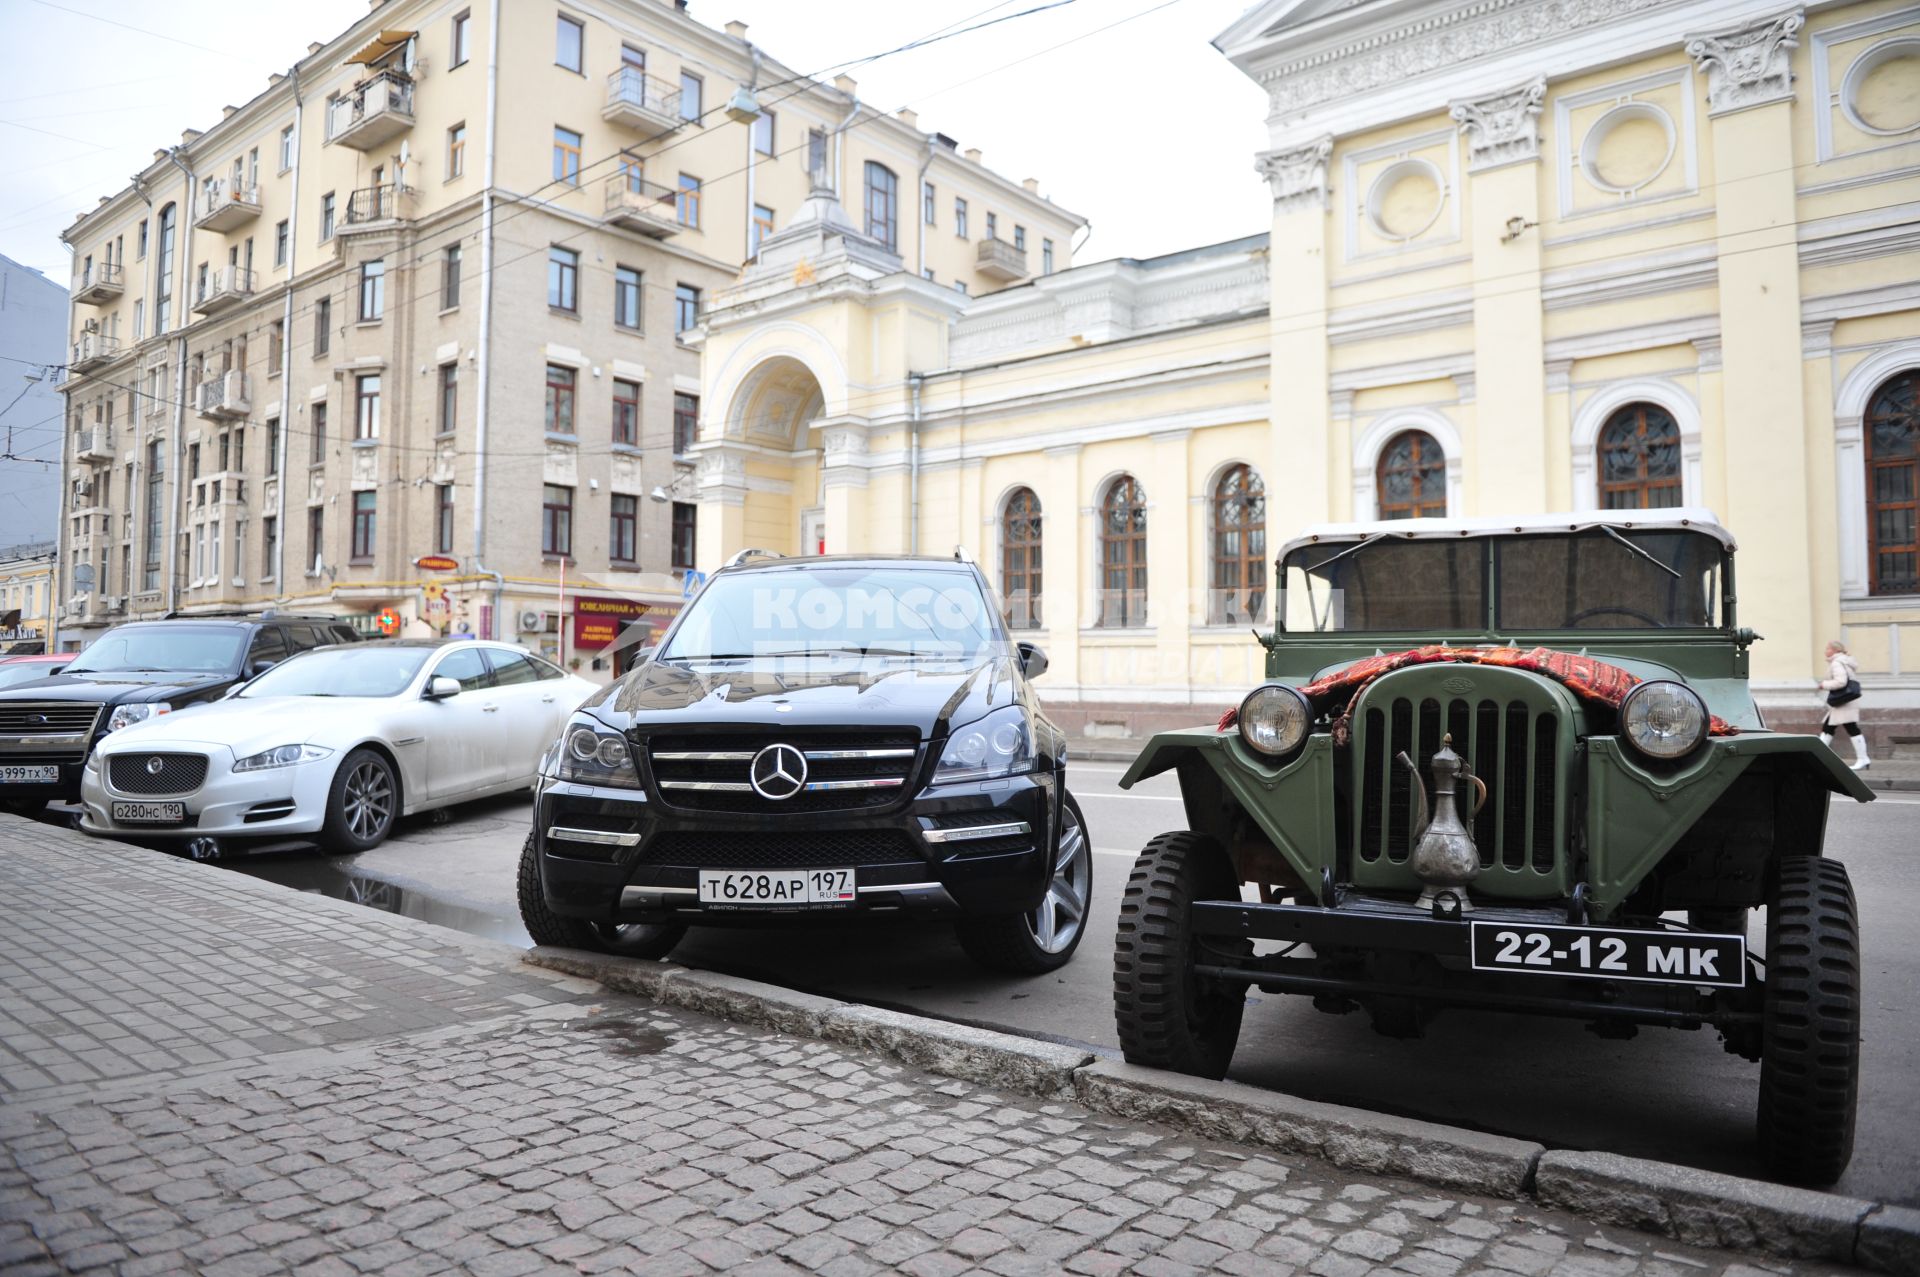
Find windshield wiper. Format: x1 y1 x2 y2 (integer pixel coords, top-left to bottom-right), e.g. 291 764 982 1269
1599 525 1681 579
760 644 921 658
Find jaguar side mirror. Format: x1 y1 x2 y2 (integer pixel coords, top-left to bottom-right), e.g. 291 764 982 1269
425 676 462 700
1016 641 1048 680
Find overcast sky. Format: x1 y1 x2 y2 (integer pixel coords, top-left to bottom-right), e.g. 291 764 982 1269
0 0 1272 281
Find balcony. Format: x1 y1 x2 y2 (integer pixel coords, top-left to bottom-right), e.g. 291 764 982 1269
602 68 682 137
196 180 261 233
975 237 1027 282
195 370 250 420
69 333 123 374
73 262 123 305
74 427 115 464
341 182 412 233
603 174 682 238
325 70 415 151
193 265 257 316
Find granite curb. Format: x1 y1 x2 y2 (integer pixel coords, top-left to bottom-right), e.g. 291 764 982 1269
526 944 1920 1274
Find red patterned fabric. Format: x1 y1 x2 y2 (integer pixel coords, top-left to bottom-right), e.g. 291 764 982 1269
1222 646 1737 746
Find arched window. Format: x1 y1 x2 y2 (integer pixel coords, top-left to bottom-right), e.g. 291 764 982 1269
1210 464 1266 623
1376 430 1446 519
153 203 177 335
1597 402 1682 509
1001 487 1042 629
1867 369 1918 595
864 161 898 252
1098 476 1148 628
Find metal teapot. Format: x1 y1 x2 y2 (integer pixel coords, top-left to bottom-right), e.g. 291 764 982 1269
1395 734 1487 914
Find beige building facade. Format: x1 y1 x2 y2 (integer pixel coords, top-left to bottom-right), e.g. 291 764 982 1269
0 544 55 653
53 0 1081 667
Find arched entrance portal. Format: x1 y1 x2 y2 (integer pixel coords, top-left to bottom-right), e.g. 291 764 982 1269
700 355 828 561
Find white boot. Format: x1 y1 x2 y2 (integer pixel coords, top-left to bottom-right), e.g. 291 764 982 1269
1850 733 1871 772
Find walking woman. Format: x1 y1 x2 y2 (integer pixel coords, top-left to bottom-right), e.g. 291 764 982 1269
1818 640 1870 772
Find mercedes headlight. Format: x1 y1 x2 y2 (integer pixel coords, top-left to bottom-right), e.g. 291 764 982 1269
1620 681 1708 760
548 717 640 789
1238 684 1312 757
234 744 333 772
105 703 171 733
935 706 1034 784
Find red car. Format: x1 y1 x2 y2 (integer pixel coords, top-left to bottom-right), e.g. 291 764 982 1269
0 653 66 691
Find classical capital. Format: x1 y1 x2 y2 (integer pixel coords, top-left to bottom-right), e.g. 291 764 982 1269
1685 9 1803 116
1449 76 1546 172
1256 136 1334 213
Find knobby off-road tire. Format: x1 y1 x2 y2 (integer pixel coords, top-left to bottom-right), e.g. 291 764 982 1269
515 831 687 959
1112 831 1247 1079
1757 856 1861 1187
955 792 1091 975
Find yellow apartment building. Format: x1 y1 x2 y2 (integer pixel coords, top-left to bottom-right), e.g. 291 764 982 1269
690 0 1919 743
53 0 1081 666
0 544 56 654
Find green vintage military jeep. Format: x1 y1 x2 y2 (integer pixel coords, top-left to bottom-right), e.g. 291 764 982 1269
1112 511 1874 1185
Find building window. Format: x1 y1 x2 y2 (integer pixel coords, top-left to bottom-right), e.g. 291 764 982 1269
354 375 381 440
133 299 144 338
673 283 701 334
310 401 327 464
144 441 163 590
438 364 458 434
313 295 331 356
954 197 968 238
1014 225 1026 251
612 378 640 445
555 13 583 72
953 280 968 296
308 507 325 573
752 108 775 156
613 265 642 328
153 203 176 333
266 418 279 474
671 502 696 571
278 125 294 172
676 173 702 227
545 364 577 434
267 320 283 376
436 484 454 554
1042 238 1054 274
1098 476 1148 628
1377 430 1446 519
1001 487 1042 629
923 181 936 226
864 161 898 251
442 244 462 308
274 219 289 267
679 70 702 121
451 9 471 66
750 204 774 257
137 217 149 259
320 191 335 241
262 516 277 578
553 126 582 184
351 491 377 562
542 484 574 557
447 122 466 178
359 259 385 320
610 493 638 564
1866 369 1919 596
673 392 698 453
806 128 827 181
548 245 579 311
1210 464 1266 624
1597 403 1683 510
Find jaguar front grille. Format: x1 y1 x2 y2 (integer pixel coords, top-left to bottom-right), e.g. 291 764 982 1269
108 752 210 796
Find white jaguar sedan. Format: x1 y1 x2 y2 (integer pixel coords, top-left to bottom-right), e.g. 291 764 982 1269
79 638 595 855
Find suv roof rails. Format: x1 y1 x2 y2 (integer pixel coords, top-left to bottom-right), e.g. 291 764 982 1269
953 545 975 564
723 548 787 568
153 608 343 622
259 609 345 621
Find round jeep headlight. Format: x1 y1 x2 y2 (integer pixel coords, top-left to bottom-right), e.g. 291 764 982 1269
1238 684 1312 757
1620 680 1708 760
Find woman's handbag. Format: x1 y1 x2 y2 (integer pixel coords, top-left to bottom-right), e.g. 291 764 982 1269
1827 678 1862 708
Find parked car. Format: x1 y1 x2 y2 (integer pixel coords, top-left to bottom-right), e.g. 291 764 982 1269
79 638 595 855
518 549 1090 975
0 653 68 691
0 611 358 812
1110 510 1874 1186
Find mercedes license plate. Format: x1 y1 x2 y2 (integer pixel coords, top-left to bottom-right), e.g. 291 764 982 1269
112 801 186 825
0 765 58 784
1469 921 1745 988
698 868 856 908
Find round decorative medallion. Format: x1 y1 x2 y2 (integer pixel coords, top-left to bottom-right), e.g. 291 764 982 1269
1842 37 1920 137
1364 158 1446 242
1579 101 1676 195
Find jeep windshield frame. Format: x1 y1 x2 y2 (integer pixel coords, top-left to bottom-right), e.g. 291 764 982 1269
1276 527 1736 640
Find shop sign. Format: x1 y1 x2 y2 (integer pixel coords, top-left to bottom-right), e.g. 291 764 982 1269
572 596 682 649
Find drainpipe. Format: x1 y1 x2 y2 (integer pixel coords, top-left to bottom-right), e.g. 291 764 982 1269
743 42 761 262
914 137 935 279
472 0 502 637
52 242 73 650
833 92 860 199
275 63 302 594
163 146 198 616
908 373 923 556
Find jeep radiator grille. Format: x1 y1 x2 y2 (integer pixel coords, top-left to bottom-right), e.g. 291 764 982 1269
644 730 921 813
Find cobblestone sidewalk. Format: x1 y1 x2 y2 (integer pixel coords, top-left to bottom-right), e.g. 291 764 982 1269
0 817 1864 1275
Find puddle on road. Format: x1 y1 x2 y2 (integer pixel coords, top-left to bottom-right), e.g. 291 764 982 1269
228 855 534 949
572 1017 673 1056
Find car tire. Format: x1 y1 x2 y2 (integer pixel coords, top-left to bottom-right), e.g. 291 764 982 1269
515 831 687 960
319 748 398 854
954 792 1091 975
1757 856 1860 1187
1112 830 1246 1080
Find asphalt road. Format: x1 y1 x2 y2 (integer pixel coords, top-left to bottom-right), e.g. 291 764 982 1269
56 760 1920 1206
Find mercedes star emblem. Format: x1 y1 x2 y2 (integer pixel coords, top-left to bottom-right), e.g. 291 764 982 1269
145 757 165 775
749 743 808 800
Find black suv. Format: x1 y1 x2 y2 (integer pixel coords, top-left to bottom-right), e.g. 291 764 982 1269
518 552 1090 974
0 611 358 811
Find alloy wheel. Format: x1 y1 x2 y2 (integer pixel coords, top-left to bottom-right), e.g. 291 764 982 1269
343 760 395 841
1027 800 1090 954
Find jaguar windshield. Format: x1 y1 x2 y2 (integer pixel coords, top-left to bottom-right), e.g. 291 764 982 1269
239 647 432 698
1279 529 1728 634
662 565 1002 662
61 626 247 674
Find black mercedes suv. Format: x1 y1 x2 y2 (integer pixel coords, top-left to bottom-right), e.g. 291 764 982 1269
518 551 1090 974
0 611 358 812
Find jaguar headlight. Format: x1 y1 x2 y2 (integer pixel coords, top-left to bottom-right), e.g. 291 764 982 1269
548 717 640 788
234 744 333 772
936 706 1034 784
1619 680 1708 760
105 702 171 733
1238 684 1312 757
